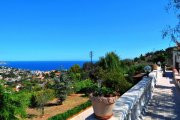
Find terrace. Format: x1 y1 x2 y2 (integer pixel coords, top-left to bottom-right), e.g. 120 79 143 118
70 70 180 120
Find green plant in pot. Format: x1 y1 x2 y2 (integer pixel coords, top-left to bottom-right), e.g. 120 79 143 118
89 70 132 120
89 80 117 120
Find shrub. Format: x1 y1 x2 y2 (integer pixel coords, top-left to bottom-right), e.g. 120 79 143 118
80 71 89 80
73 79 95 95
48 101 91 120
101 70 132 94
128 64 146 75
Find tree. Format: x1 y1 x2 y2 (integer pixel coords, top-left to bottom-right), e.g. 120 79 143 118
54 74 70 105
82 62 92 72
152 53 166 63
29 93 38 108
134 57 139 62
50 71 56 78
163 0 180 44
0 85 28 120
69 64 81 73
121 59 134 66
97 52 121 72
35 89 54 115
121 59 134 74
140 54 145 61
69 64 81 81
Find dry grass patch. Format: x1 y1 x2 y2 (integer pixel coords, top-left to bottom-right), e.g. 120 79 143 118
26 94 89 120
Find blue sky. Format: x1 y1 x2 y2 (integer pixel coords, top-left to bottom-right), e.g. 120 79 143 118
0 0 177 61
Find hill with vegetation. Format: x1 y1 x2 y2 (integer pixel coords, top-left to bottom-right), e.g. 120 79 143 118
133 47 174 66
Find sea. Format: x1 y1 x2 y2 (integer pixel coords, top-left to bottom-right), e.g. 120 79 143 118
0 61 87 71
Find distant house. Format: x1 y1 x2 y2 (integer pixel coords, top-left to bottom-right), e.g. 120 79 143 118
39 82 47 88
15 84 22 92
55 72 61 77
0 75 3 80
36 76 44 81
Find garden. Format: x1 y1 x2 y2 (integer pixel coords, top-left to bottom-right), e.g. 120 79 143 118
0 50 168 120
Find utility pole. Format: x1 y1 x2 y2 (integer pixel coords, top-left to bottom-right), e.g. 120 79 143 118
90 51 93 70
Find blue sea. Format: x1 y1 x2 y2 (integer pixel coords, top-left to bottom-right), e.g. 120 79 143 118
0 61 87 71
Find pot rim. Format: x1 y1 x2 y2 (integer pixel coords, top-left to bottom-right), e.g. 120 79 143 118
89 93 117 104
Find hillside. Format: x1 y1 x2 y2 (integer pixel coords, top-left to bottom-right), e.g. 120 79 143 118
133 47 174 66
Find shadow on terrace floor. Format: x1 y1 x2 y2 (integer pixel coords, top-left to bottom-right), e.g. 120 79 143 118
144 72 180 120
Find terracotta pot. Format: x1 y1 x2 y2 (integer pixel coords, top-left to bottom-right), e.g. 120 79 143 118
153 64 158 70
89 94 117 120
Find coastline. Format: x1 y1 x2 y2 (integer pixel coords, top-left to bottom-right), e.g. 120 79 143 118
0 61 87 71
0 61 6 65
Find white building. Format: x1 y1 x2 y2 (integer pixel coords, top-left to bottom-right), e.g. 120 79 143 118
173 49 180 71
0 75 3 80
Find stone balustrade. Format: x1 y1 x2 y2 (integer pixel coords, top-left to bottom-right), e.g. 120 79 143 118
70 70 158 120
112 71 157 120
172 68 180 88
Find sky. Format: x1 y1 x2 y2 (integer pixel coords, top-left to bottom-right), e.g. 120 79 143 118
0 0 177 61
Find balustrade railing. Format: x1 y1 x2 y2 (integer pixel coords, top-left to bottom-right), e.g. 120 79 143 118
113 71 157 120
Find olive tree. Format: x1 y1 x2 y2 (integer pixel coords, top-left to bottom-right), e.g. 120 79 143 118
35 89 54 115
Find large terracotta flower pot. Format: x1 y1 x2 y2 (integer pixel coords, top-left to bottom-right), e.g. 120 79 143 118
89 94 117 120
153 64 158 70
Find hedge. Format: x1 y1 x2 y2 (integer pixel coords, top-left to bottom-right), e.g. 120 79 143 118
48 100 92 120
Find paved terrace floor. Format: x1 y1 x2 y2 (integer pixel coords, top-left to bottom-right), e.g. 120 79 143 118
143 71 180 120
